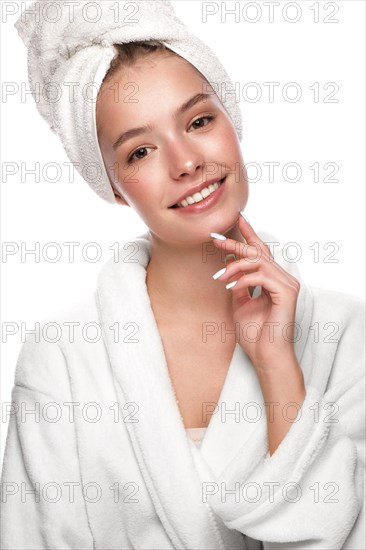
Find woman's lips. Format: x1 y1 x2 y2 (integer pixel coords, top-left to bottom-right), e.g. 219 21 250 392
169 177 226 213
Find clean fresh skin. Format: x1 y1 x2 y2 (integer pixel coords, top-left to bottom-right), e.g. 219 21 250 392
96 50 305 456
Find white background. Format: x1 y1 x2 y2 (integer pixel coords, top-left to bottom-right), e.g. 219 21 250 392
1 0 365 466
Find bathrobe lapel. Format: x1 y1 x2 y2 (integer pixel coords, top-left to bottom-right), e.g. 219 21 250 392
96 233 227 549
96 231 314 548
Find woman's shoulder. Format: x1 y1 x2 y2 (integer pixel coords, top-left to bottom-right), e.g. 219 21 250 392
13 291 108 394
25 291 100 343
308 285 365 362
16 291 100 363
309 284 364 327
306 285 365 394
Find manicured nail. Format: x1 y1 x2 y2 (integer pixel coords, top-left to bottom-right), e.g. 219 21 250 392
240 211 249 222
226 280 238 289
210 232 226 241
212 267 226 280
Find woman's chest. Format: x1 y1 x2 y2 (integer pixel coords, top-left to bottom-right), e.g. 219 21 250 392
157 321 237 429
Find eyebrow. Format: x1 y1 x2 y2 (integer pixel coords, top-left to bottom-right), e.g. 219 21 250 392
112 92 214 151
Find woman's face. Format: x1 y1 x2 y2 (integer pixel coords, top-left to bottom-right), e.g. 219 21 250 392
97 51 248 245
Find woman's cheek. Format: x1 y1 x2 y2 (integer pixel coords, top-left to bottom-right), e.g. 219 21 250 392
111 160 140 202
123 178 158 216
206 128 239 166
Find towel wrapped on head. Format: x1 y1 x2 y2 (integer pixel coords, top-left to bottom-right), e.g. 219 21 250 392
15 0 243 204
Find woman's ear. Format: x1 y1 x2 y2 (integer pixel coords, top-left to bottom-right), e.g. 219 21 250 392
112 186 130 207
108 173 130 206
114 194 130 207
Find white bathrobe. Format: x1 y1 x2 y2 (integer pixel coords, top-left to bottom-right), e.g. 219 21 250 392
1 230 365 550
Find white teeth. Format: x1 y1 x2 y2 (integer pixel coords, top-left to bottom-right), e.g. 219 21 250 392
176 180 223 208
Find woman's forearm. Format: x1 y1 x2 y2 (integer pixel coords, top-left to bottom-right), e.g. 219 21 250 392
255 356 307 456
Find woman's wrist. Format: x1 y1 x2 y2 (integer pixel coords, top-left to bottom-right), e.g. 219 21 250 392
253 353 306 455
255 352 305 398
251 347 300 377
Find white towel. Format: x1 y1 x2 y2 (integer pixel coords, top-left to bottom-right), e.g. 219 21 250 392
14 0 243 204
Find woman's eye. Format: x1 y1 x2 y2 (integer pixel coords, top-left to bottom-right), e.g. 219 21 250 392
127 146 153 164
190 115 215 130
126 116 215 163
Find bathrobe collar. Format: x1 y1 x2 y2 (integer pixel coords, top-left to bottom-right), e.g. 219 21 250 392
96 230 314 548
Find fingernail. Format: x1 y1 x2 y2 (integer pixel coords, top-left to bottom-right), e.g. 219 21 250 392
210 232 226 241
226 280 238 289
212 267 226 280
240 211 249 222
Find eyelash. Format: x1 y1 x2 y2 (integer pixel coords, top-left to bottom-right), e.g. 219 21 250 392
126 114 216 164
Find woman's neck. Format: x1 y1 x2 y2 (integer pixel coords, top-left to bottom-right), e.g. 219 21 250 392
146 224 246 321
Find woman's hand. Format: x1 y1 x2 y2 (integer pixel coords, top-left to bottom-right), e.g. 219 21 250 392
211 213 301 374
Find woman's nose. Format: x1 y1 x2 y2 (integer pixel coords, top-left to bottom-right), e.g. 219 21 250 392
166 138 205 181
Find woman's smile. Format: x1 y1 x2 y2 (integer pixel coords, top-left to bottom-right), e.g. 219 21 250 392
169 176 226 214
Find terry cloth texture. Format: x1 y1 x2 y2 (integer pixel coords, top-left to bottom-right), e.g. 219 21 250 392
14 0 243 204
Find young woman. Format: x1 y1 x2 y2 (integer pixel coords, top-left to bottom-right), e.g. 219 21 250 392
1 2 364 549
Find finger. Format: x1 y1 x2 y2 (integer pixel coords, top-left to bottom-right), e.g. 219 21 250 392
226 270 300 305
211 235 263 262
224 253 238 267
221 256 258 299
221 254 251 300
223 257 251 299
218 255 285 301
225 261 287 294
211 224 300 289
214 257 261 282
214 256 296 289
